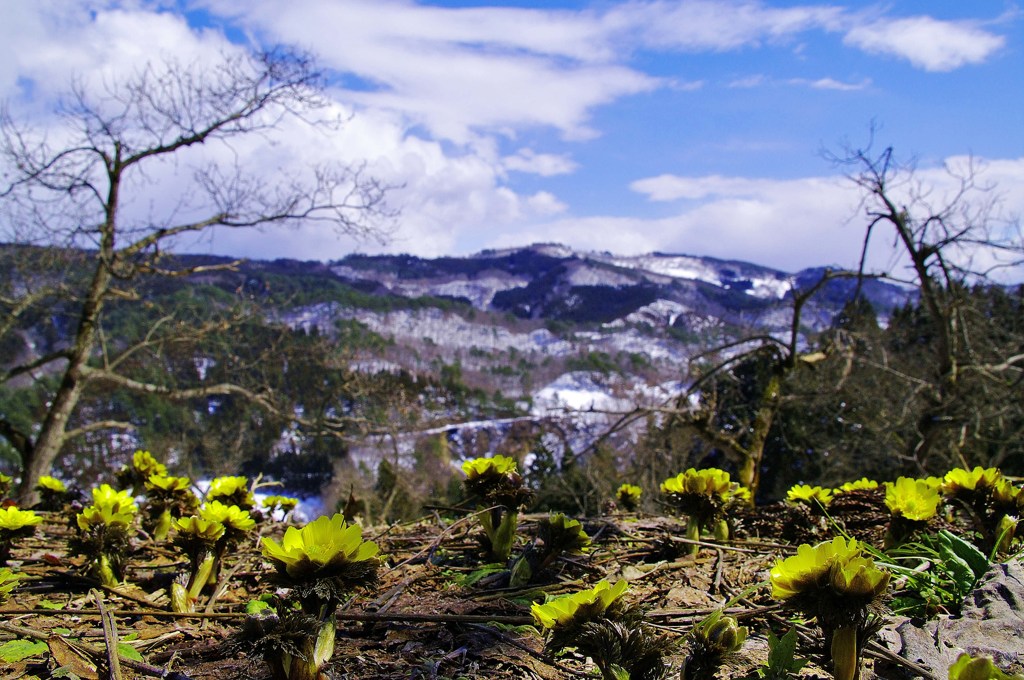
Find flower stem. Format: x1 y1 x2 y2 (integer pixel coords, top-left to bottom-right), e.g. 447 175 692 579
830 624 860 680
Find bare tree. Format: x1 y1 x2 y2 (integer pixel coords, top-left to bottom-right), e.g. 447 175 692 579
830 141 1024 473
664 275 837 497
0 48 392 502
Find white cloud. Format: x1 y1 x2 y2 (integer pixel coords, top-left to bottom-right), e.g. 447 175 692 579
844 16 1005 71
730 74 870 91
0 2 582 262
200 0 660 143
503 149 578 176
0 5 234 103
616 157 1024 275
729 74 767 88
1 2 1016 274
607 0 844 51
791 76 870 91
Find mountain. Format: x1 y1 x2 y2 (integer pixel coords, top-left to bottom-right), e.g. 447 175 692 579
1 241 913 395
0 241 914 498
317 243 909 351
331 243 907 322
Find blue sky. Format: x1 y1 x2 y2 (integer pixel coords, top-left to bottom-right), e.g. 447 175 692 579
1 1 1021 274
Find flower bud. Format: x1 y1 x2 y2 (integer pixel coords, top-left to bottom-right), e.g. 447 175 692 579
704 615 747 654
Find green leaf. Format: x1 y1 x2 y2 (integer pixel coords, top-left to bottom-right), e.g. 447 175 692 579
52 627 72 635
0 639 48 662
938 530 989 580
607 664 631 680
761 628 807 678
246 599 277 616
117 642 144 662
937 541 976 597
452 564 506 587
39 599 64 610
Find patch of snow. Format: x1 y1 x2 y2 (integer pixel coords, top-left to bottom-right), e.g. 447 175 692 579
193 357 215 381
564 263 634 288
391 274 530 308
603 254 726 287
745 275 793 299
616 299 692 327
533 372 622 413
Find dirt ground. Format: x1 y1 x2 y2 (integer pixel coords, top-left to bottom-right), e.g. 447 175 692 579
0 491 942 679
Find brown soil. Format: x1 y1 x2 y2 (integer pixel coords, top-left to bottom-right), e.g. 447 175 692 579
1 492 933 680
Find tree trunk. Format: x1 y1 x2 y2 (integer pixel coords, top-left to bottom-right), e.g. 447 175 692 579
738 371 781 496
16 263 111 504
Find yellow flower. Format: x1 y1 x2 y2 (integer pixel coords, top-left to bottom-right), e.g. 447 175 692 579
199 501 256 533
943 467 1004 495
543 513 591 552
206 475 254 506
884 477 940 521
770 536 886 600
726 485 753 504
263 495 300 512
993 480 1023 509
77 503 136 531
131 450 167 478
617 484 642 500
837 478 879 493
661 468 733 497
0 506 43 532
89 484 139 516
261 513 379 582
770 539 843 599
174 515 226 543
531 579 629 630
461 455 518 479
786 484 833 507
146 474 192 493
829 555 890 598
37 475 67 493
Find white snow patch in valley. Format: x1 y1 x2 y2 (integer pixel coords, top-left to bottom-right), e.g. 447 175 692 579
533 372 619 413
564 263 634 288
598 253 793 300
745 275 793 299
391 274 530 308
532 372 681 416
604 254 724 286
278 303 574 355
616 299 692 327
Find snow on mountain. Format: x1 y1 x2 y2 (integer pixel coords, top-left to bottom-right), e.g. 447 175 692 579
279 303 573 355
331 264 531 308
562 260 636 288
596 252 793 299
611 299 692 327
532 371 684 416
533 372 623 413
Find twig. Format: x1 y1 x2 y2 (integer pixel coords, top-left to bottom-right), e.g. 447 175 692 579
712 548 725 594
385 510 485 571
94 589 124 680
864 640 939 680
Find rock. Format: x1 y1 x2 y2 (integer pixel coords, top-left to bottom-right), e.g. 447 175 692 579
879 560 1024 678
